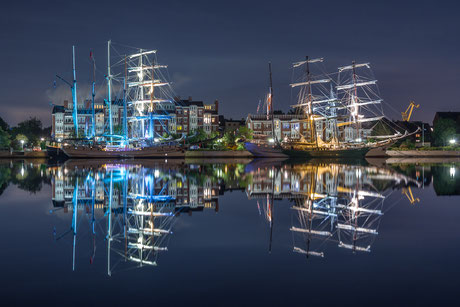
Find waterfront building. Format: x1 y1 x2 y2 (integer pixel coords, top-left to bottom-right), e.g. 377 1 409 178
51 99 122 140
152 97 220 137
246 113 373 143
51 97 220 140
222 118 245 133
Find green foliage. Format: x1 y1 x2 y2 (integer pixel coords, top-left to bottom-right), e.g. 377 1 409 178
222 131 236 149
11 117 43 145
0 117 9 131
399 138 415 149
432 118 457 147
236 127 253 141
0 127 11 149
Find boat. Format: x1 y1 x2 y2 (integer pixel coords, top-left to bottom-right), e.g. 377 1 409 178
62 143 185 158
281 57 412 158
46 143 68 159
245 62 288 158
61 41 187 158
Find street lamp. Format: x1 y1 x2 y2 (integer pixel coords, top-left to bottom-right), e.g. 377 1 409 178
20 139 25 151
449 139 456 145
40 137 45 142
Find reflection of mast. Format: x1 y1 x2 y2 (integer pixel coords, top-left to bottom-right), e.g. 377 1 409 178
72 178 78 271
107 171 113 276
268 166 275 253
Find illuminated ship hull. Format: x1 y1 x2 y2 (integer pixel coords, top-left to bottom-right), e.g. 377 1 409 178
62 145 185 159
282 145 370 158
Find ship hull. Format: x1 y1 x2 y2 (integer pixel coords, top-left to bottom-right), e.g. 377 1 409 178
245 142 288 158
283 146 370 158
63 145 185 159
46 145 68 160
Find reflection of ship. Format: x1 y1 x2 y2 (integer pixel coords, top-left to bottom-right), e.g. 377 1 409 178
246 163 420 257
49 162 220 275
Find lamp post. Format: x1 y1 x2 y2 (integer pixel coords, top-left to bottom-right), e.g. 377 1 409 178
20 140 25 151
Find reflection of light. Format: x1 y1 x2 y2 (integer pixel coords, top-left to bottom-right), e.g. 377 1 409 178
355 138 362 142
154 169 160 178
268 138 274 143
450 167 456 178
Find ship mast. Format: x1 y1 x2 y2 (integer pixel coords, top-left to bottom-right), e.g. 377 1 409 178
305 56 318 147
91 51 96 139
351 61 360 141
107 40 113 142
72 46 78 136
268 62 276 143
123 57 128 142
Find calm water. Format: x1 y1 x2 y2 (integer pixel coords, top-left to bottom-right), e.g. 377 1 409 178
1 158 460 306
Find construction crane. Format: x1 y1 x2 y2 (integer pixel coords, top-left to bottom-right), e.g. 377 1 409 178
401 101 420 121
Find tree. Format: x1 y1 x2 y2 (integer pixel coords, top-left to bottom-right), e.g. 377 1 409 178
238 127 253 140
0 127 11 149
13 134 28 150
432 118 457 147
222 131 236 149
0 116 9 131
12 117 43 145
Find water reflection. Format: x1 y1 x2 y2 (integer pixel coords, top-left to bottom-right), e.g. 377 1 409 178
1 159 460 276
247 163 420 257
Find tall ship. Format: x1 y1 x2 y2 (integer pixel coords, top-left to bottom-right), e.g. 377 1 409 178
245 63 288 158
282 57 412 158
60 41 185 159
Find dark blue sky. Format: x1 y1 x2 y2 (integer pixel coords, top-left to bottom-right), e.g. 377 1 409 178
1 0 459 126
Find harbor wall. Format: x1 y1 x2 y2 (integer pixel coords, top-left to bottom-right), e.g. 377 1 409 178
185 150 253 158
386 150 460 157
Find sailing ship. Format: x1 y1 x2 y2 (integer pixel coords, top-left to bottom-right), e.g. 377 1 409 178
282 57 412 158
61 41 185 158
245 63 288 158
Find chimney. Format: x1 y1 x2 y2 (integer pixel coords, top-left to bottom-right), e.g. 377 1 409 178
188 96 192 102
64 100 69 109
214 100 219 113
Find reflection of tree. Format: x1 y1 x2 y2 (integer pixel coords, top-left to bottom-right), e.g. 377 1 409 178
11 165 44 193
0 164 11 196
432 166 460 196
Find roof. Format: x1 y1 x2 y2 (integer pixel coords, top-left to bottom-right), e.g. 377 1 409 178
247 114 305 121
52 105 65 114
176 100 204 107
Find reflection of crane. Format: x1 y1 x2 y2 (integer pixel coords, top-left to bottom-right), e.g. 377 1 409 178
401 101 419 121
402 187 420 205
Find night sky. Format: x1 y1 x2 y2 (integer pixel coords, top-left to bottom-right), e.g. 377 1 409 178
1 0 459 126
